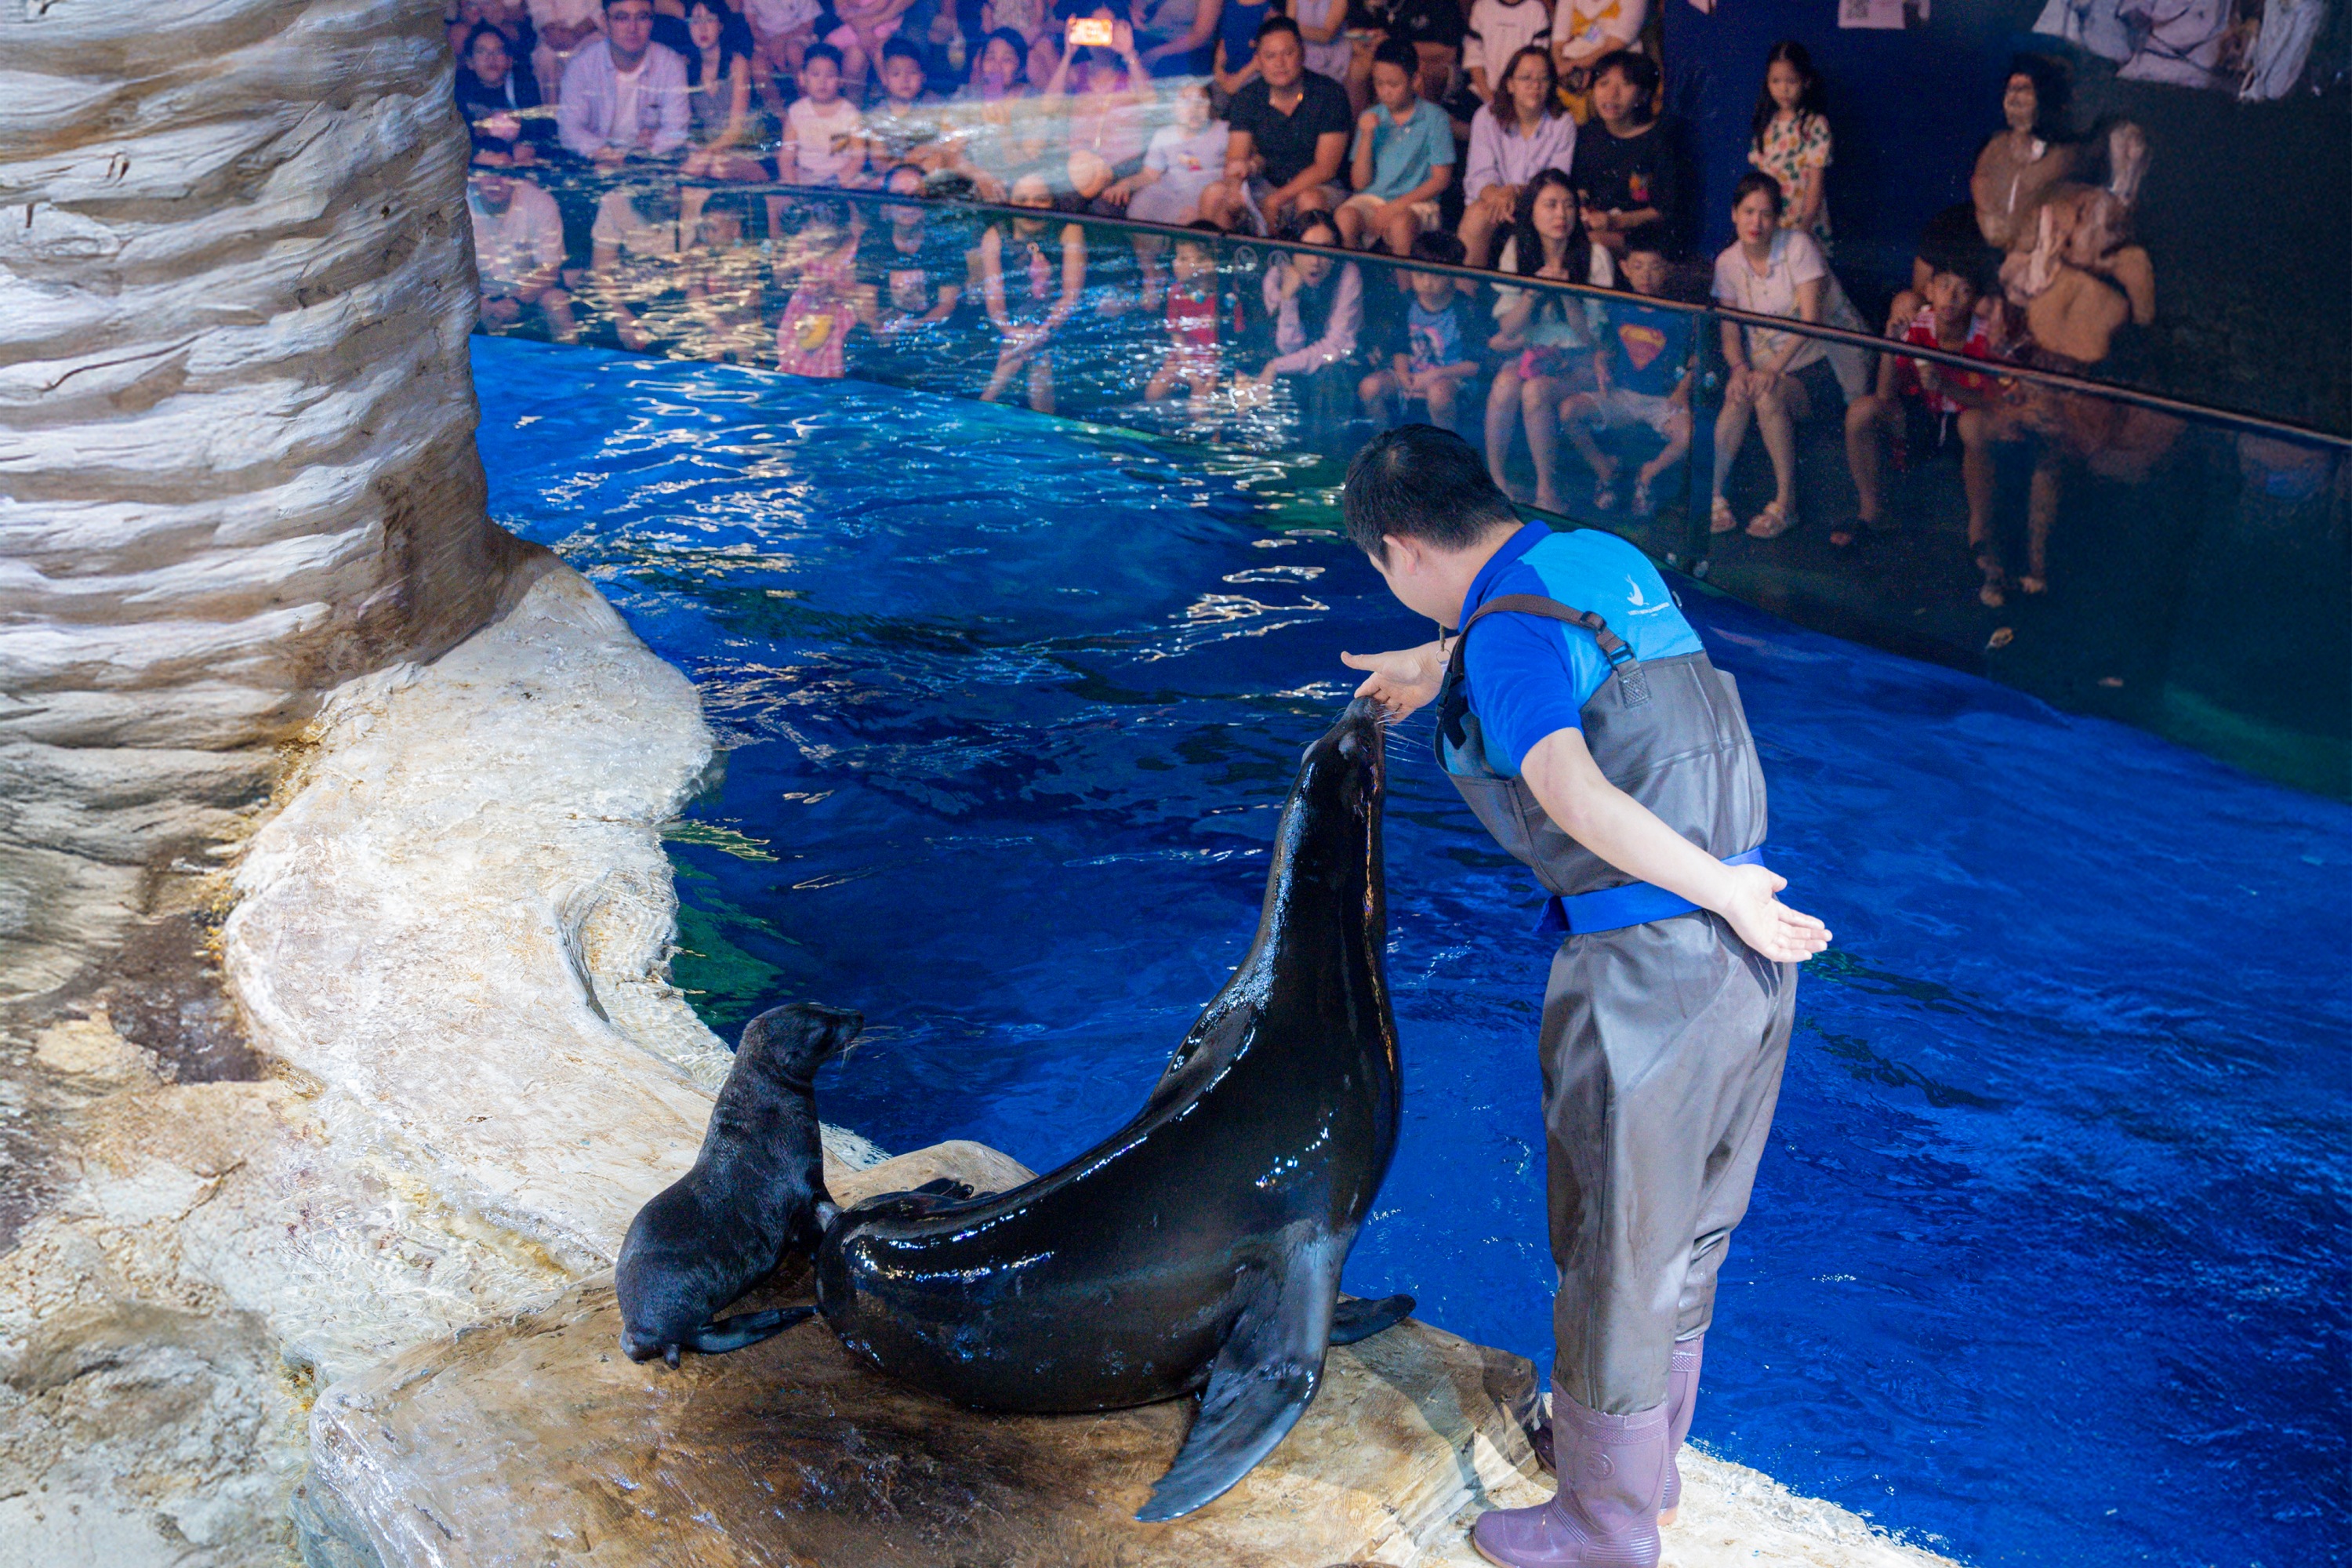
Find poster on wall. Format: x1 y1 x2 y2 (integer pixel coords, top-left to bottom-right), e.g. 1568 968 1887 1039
1839 0 1929 26
2031 0 2331 100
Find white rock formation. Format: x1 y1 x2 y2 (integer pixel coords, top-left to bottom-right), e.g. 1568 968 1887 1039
0 0 513 996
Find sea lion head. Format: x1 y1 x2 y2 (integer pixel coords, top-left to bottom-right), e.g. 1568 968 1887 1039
1296 696 1387 826
737 1000 865 1085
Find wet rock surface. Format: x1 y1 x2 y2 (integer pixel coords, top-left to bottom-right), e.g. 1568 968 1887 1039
300 1145 1545 1568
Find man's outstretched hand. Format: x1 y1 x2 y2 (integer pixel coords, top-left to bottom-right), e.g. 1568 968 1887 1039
1716 862 1832 964
1341 641 1446 720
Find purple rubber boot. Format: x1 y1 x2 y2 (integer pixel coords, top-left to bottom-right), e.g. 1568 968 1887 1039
1658 1335 1704 1526
1472 1385 1670 1568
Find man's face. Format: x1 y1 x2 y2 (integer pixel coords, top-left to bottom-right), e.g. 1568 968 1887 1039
1257 29 1303 89
882 53 925 103
606 0 655 59
471 169 515 209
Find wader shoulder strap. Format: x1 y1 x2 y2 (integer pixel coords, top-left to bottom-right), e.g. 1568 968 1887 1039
1440 594 1652 754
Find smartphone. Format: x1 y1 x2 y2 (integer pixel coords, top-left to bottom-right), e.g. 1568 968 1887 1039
1067 16 1115 45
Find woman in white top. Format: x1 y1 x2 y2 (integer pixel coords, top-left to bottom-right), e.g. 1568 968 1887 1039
1483 169 1614 514
1460 46 1576 269
1708 172 1869 539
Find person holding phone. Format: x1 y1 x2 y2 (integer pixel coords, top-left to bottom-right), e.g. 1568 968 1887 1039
1044 12 1153 208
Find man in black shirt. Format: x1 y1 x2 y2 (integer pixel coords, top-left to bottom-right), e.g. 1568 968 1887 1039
1200 16 1352 234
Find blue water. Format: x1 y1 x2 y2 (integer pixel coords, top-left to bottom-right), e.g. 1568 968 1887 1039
471 338 2350 1568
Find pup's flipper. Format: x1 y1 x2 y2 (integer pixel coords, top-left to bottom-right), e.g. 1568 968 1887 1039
1134 1240 1340 1523
1329 1293 1414 1345
682 1304 815 1355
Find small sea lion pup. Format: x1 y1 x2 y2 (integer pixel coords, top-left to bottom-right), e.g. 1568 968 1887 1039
615 1001 863 1367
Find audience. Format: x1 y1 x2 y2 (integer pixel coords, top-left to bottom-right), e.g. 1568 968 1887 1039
469 154 578 341
1145 224 1229 412
1460 45 1575 268
1569 49 1686 255
1484 168 1612 513
1747 40 1831 243
981 172 1088 411
1461 0 1550 104
1109 81 1229 223
457 21 556 162
1203 18 1352 234
480 6 2208 620
1338 38 1456 252
681 0 775 180
1707 170 1867 540
1559 221 1690 517
1240 212 1365 427
558 0 691 163
1359 231 1483 432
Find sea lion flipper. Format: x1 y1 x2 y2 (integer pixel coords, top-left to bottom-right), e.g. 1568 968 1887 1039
681 1305 815 1355
1134 1249 1336 1523
1328 1293 1414 1346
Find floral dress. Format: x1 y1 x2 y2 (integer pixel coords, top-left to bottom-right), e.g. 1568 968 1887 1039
1748 111 1832 243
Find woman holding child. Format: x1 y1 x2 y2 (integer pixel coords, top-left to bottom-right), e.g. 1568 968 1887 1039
1484 169 1613 515
1461 46 1577 270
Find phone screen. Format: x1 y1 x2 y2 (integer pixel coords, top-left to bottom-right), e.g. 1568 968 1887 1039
1067 16 1115 45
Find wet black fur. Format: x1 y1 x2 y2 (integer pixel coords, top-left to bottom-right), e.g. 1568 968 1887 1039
615 1002 862 1364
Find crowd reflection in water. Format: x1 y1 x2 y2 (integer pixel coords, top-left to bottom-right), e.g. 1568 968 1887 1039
457 6 2340 650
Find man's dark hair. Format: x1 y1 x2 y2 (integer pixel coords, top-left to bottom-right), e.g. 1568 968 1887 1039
1410 230 1465 267
1592 48 1659 121
1254 13 1303 46
1620 220 1673 261
1342 426 1520 558
1372 35 1419 77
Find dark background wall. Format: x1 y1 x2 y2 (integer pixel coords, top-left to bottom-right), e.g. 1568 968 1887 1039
1658 0 2352 434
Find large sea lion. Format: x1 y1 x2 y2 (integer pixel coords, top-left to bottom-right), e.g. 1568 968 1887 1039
815 697 1410 1522
615 1001 863 1366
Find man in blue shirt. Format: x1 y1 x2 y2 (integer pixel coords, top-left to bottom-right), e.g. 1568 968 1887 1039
1339 426 1829 1568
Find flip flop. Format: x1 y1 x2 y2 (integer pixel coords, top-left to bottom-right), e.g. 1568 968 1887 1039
1632 477 1657 517
1708 495 1738 535
1592 481 1621 511
1746 500 1796 539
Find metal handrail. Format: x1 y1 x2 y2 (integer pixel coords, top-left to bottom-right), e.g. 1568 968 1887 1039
649 173 2352 452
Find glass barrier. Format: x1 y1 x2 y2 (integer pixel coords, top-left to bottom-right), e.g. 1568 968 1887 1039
463 165 2350 797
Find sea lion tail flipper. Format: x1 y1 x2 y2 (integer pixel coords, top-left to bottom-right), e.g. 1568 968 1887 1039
1134 1247 1337 1524
1328 1293 1414 1345
682 1305 815 1355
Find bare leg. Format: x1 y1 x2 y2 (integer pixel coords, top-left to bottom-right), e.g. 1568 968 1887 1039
1029 351 1055 417
1425 375 1459 434
2024 457 2057 593
1640 408 1692 488
1559 393 1616 485
1522 375 1568 512
1486 365 1526 497
1711 383 1755 506
1754 377 1806 517
537 286 579 343
1844 393 1890 525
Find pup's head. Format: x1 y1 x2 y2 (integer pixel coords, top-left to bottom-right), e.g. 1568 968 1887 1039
737 1001 864 1083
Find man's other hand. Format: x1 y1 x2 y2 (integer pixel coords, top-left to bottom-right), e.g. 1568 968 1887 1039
1717 862 1831 964
1341 641 1445 720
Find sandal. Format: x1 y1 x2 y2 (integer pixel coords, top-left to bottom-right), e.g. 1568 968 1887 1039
1592 480 1621 511
1631 477 1657 517
1708 495 1738 535
1746 499 1796 539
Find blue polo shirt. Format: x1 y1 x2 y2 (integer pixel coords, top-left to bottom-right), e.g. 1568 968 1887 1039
1458 524 1704 776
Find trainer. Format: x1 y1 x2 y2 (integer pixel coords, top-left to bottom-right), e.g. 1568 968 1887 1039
1338 426 1830 1568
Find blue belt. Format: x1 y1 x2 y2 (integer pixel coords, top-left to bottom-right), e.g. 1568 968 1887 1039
1534 846 1767 938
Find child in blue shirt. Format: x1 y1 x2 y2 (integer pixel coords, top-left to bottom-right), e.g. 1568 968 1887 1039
1337 37 1457 256
1560 222 1695 517
1359 231 1483 433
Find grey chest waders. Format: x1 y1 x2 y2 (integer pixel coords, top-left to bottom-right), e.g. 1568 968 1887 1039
1435 593 1796 1419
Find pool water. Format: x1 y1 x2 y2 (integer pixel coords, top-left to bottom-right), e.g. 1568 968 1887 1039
473 338 2350 1568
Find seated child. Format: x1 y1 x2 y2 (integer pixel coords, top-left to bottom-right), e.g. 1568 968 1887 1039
1111 83 1230 227
1358 231 1483 433
1337 38 1456 254
1841 236 2009 582
775 200 860 378
780 44 869 188
1145 223 1228 413
1559 223 1695 517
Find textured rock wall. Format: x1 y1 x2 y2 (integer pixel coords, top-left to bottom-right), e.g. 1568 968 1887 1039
0 0 511 998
